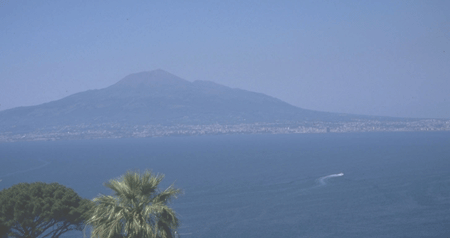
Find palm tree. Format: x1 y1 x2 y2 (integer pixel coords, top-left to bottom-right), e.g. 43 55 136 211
86 171 181 238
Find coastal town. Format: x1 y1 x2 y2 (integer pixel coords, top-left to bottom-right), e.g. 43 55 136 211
1 118 449 142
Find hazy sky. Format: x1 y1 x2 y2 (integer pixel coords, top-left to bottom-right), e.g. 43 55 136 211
1 0 449 118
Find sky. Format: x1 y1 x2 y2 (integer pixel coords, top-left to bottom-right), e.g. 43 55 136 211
1 0 449 118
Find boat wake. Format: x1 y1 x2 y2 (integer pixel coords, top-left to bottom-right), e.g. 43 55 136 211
0 159 50 179
318 173 344 185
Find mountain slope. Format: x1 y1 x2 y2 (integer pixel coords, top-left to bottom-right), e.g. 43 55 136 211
0 69 356 132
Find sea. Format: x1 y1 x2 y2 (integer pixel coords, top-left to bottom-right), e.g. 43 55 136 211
1 132 450 238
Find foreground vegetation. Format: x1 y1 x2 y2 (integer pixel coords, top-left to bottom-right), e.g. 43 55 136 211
0 171 180 238
0 182 92 238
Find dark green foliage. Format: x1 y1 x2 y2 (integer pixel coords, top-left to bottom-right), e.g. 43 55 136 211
0 182 93 238
0 224 8 238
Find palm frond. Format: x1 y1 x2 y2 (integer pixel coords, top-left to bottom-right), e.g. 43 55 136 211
86 170 180 238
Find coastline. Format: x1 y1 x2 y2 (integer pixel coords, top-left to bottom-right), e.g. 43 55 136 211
1 119 449 142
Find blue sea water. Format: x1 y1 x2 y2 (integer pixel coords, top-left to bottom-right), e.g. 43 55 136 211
1 132 450 238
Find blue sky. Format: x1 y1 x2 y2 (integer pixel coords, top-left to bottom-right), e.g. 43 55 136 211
1 0 449 118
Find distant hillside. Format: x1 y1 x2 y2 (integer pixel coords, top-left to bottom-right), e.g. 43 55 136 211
3 69 445 142
0 69 363 133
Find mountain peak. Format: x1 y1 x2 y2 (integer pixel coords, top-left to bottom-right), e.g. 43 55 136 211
114 69 190 87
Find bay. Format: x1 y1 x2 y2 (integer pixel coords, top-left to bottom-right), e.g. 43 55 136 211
1 132 450 237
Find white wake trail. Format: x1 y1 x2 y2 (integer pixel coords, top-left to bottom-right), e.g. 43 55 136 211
318 173 344 185
0 159 50 179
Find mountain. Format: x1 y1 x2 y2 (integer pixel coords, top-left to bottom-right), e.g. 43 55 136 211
0 69 356 132
3 69 445 141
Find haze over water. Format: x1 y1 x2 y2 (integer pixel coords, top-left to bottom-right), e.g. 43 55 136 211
1 132 449 237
